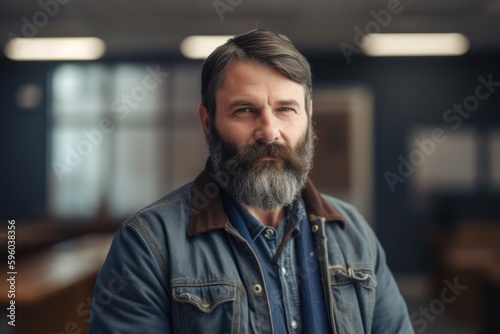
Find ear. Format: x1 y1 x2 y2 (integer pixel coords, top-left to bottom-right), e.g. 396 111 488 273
198 103 210 138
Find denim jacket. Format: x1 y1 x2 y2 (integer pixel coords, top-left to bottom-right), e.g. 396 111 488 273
89 167 413 334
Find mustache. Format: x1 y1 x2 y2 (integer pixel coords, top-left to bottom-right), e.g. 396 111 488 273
229 141 306 167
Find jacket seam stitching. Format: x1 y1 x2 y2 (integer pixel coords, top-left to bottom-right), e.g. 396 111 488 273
126 218 171 298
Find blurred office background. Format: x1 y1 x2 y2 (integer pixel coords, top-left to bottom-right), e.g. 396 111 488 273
1 0 500 333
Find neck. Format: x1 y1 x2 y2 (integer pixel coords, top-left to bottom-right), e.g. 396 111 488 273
243 204 285 228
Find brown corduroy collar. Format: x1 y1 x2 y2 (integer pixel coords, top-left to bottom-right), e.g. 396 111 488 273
187 161 346 237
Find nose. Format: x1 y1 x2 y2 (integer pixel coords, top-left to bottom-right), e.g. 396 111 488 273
254 111 280 144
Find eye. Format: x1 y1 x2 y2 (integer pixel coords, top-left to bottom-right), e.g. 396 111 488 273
235 107 252 113
277 107 294 112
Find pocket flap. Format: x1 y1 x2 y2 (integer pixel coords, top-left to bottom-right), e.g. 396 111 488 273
172 281 238 313
329 265 377 289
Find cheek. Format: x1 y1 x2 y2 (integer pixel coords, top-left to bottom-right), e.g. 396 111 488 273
284 118 309 145
215 117 251 146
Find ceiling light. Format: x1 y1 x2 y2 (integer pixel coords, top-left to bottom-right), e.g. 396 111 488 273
362 33 469 57
4 37 106 61
180 35 233 59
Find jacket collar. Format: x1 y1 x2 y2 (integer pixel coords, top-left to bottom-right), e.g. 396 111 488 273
187 161 346 237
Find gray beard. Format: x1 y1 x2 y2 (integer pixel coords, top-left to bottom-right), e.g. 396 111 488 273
207 119 315 211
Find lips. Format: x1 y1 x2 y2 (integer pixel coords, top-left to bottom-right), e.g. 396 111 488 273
257 156 279 161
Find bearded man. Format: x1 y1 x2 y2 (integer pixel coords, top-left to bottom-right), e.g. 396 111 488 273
89 29 413 334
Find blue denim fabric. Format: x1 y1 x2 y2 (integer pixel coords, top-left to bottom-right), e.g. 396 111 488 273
88 174 414 334
223 193 305 333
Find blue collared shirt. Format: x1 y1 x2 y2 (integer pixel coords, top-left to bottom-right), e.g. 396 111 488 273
235 199 306 333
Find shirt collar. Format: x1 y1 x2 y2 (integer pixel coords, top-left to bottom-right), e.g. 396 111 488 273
223 192 306 241
187 160 346 237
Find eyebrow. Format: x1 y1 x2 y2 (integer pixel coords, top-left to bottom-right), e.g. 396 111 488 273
275 99 301 108
227 100 255 110
226 99 302 110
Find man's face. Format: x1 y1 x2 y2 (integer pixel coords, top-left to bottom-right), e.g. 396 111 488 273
200 60 314 210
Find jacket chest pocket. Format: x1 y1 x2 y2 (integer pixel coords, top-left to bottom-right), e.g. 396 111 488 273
330 266 377 334
172 279 241 334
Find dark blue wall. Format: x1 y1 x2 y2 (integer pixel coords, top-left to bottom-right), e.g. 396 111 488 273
0 61 48 219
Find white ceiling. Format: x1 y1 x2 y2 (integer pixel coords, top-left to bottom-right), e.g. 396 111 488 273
1 0 499 57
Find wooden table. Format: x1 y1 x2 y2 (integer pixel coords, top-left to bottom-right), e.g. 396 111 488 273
1 234 114 334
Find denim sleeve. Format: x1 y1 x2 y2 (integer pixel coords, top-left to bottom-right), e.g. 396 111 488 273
88 222 171 334
371 237 414 334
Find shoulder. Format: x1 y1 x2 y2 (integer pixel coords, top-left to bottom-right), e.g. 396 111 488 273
117 181 195 238
138 181 194 215
320 194 379 252
322 195 368 226
107 181 196 277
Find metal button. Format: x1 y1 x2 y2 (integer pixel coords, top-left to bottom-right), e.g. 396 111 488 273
291 320 298 329
281 267 287 276
311 224 319 233
200 298 210 308
252 284 263 295
264 228 275 239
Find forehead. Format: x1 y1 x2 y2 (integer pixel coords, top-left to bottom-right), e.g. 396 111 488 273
216 60 306 105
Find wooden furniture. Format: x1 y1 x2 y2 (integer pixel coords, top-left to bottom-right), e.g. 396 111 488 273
1 234 113 334
431 221 500 330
